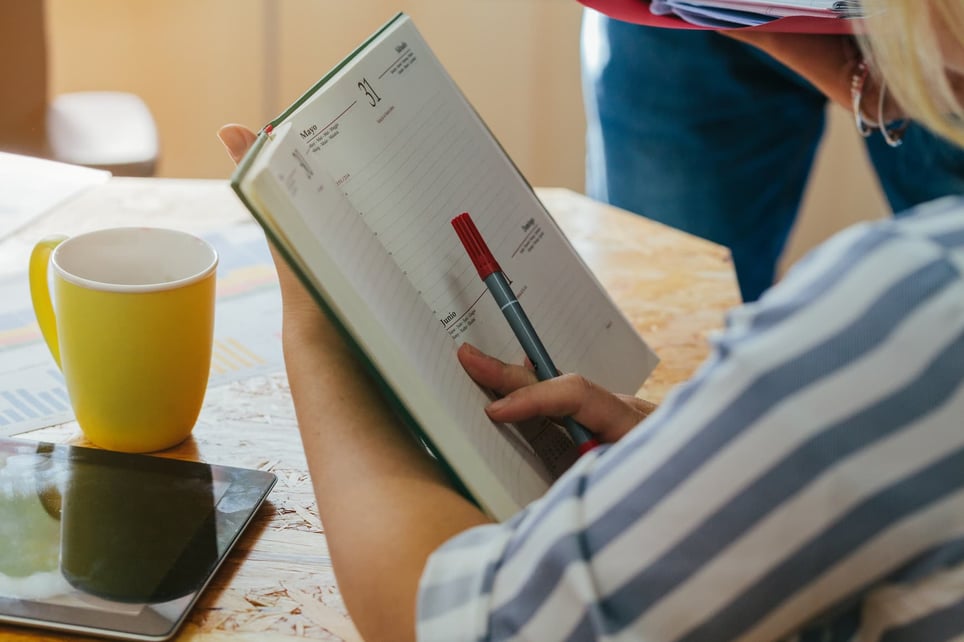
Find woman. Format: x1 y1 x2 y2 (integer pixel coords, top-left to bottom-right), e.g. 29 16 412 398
218 1 964 639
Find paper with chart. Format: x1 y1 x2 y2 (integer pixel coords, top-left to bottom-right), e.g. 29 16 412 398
0 223 283 438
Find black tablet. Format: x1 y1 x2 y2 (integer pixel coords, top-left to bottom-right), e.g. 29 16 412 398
0 437 277 641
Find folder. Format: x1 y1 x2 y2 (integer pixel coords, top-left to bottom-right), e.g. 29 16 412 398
578 0 860 34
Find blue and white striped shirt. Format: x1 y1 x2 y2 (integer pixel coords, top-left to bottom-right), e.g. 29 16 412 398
416 196 964 641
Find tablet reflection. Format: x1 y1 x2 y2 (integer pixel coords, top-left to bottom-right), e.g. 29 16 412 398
0 448 69 601
0 442 221 606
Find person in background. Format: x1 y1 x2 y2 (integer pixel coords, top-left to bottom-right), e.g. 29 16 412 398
218 1 964 639
581 8 964 301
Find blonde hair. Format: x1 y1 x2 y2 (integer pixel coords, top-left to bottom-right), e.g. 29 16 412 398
859 0 964 147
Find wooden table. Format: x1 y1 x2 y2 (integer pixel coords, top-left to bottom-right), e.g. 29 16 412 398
0 178 739 641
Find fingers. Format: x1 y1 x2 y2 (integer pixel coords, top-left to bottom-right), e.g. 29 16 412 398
217 124 258 164
485 373 648 443
619 394 658 419
457 343 538 395
458 344 655 443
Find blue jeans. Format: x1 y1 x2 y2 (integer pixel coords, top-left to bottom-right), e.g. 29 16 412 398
581 11 964 301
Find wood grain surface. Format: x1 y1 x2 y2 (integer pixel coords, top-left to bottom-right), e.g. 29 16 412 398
1 179 738 641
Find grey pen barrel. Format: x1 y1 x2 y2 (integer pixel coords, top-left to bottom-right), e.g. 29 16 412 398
482 272 594 447
483 272 557 380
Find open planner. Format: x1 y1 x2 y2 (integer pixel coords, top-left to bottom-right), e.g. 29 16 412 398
231 13 658 521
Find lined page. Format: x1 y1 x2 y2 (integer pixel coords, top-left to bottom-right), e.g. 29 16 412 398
283 16 655 392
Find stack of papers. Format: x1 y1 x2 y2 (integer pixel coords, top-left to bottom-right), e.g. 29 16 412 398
0 152 109 242
650 0 861 28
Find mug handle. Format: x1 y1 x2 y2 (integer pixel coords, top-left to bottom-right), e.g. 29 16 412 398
29 236 67 370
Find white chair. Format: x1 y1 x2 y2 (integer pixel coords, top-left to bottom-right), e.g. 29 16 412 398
0 1 159 177
46 91 159 177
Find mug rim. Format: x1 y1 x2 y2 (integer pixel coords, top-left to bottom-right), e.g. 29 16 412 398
51 227 219 293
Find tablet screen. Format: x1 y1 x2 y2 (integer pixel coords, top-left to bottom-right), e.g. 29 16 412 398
0 437 276 641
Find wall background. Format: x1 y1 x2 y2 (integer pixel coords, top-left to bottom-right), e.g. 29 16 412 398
44 0 889 276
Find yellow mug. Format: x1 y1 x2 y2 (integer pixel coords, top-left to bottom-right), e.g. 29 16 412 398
29 227 218 453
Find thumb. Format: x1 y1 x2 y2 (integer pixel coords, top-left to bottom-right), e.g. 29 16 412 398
217 124 258 165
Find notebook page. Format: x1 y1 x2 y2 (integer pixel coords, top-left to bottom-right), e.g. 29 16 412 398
283 15 656 394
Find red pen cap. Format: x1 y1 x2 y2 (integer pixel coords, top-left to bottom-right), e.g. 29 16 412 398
451 212 501 280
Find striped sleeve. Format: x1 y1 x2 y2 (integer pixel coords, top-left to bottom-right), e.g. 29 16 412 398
416 196 964 642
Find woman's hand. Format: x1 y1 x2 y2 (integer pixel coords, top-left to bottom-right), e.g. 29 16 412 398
457 343 656 444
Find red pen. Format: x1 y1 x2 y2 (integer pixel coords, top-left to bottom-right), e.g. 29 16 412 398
452 212 599 456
